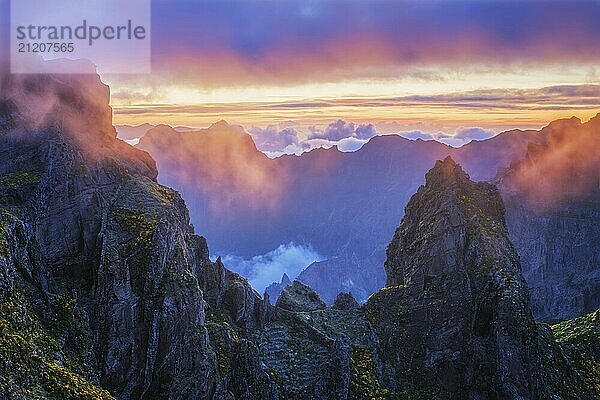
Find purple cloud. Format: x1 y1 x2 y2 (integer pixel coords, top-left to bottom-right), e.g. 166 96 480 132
355 123 378 140
400 131 436 141
249 125 299 152
453 127 495 142
400 127 496 147
309 120 380 141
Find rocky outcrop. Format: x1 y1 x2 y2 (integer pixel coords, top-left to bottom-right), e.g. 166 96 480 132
264 273 291 304
252 299 380 399
0 72 274 400
371 156 580 399
498 115 600 322
332 292 359 311
198 256 270 331
275 281 327 312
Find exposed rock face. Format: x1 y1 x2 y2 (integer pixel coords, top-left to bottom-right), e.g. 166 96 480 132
198 256 269 331
375 157 551 399
499 116 600 322
332 292 359 311
297 254 386 305
264 273 291 304
0 72 273 400
505 201 600 322
275 281 327 312
252 302 381 399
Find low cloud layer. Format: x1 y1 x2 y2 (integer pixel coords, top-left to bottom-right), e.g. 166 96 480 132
249 125 299 152
399 127 496 147
248 119 496 155
250 120 378 156
220 243 324 293
308 120 378 141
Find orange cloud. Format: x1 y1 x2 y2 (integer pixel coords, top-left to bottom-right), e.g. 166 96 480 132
136 122 290 217
502 114 600 208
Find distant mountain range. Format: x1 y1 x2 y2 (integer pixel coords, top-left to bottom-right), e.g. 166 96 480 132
136 115 600 322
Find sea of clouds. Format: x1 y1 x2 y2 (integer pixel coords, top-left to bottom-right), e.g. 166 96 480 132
249 119 495 156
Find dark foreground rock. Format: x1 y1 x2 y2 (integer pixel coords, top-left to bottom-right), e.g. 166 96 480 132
0 72 273 400
368 157 591 399
275 280 327 312
332 292 359 311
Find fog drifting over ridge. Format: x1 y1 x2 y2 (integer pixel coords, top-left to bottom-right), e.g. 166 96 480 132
216 243 325 294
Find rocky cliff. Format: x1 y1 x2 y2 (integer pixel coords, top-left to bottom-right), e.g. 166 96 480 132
0 72 274 399
370 156 587 399
499 116 600 322
0 68 394 400
253 157 598 399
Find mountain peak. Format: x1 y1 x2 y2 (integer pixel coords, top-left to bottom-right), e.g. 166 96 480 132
281 273 291 285
209 119 231 130
441 155 456 165
387 158 506 288
276 281 326 312
587 112 600 127
435 155 460 171
205 119 249 138
379 158 547 398
425 155 470 187
150 124 176 134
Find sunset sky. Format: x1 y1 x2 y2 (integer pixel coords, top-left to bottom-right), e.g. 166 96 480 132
5 0 600 139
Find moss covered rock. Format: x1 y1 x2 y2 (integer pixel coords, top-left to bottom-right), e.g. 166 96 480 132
552 308 600 396
276 281 327 313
